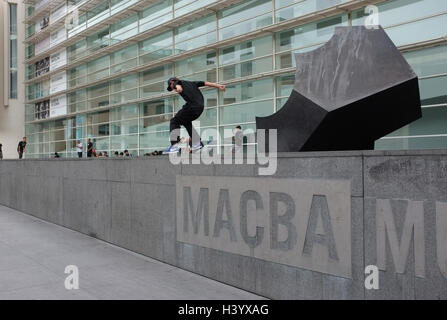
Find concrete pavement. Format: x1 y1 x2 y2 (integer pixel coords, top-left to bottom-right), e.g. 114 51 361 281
0 205 264 300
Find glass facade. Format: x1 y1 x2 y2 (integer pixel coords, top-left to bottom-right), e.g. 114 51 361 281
23 0 447 158
10 3 18 99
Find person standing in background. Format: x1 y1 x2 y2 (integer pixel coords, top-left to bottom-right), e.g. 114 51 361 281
17 137 27 159
87 138 93 158
232 126 243 154
0 143 3 160
76 140 83 158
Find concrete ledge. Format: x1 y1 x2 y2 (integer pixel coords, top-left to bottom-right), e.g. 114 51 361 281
2 148 447 162
1 149 446 299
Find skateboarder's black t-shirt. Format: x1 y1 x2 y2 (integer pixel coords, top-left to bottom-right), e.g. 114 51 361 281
179 80 205 109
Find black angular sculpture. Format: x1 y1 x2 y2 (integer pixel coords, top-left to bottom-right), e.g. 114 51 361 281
256 26 422 152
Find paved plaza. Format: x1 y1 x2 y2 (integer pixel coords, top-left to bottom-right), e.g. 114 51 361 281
0 205 263 300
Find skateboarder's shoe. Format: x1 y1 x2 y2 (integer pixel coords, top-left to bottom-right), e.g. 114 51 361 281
164 144 180 154
191 141 204 151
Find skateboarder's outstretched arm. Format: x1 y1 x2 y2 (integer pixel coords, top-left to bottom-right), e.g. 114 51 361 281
203 82 226 92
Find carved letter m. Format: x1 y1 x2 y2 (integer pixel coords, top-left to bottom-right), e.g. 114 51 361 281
376 199 425 278
183 187 209 236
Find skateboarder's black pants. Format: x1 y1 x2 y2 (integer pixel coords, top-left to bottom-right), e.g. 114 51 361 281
170 105 204 146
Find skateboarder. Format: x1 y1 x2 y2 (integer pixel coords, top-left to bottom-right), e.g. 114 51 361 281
164 77 226 154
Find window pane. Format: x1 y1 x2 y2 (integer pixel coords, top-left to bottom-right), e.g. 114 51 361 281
111 119 138 135
175 15 216 54
88 1 109 27
111 88 138 104
404 45 447 78
276 74 295 97
276 0 346 22
111 44 137 65
9 3 18 99
419 75 447 106
352 0 447 28
219 100 274 125
220 78 274 105
111 14 138 43
176 52 216 77
275 15 347 69
111 134 138 150
139 31 173 64
376 136 447 150
111 74 138 93
140 131 170 149
197 107 217 127
175 0 215 18
140 114 172 133
384 13 447 47
141 99 173 117
140 0 172 32
110 104 139 121
219 0 272 40
68 64 87 88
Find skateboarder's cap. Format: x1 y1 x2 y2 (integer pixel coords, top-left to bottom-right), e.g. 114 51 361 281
167 77 179 91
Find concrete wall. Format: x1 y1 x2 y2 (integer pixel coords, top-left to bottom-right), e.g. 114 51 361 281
0 150 446 299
